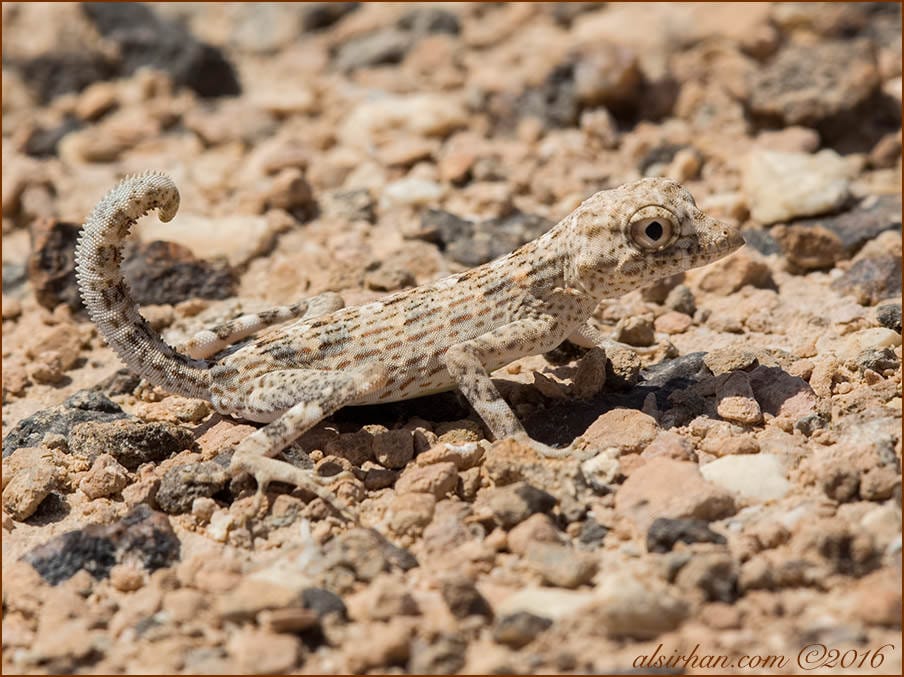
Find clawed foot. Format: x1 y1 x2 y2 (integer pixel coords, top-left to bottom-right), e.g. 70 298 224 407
230 448 357 522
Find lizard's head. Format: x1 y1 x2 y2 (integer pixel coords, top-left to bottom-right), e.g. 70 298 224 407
567 177 744 296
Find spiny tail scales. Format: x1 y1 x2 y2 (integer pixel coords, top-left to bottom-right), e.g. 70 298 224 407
75 172 213 398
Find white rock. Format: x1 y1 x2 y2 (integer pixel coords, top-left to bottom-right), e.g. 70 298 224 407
496 587 596 621
700 454 790 502
138 212 287 267
381 178 444 208
341 94 468 147
743 149 856 224
580 447 620 486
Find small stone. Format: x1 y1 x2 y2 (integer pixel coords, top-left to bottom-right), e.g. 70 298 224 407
697 248 774 295
715 371 763 425
579 447 621 492
320 189 375 223
704 348 759 376
408 634 467 675
743 149 855 225
573 44 643 113
832 254 902 307
2 447 61 520
259 607 319 634
876 304 902 334
578 519 609 547
365 264 416 292
748 39 879 127
217 579 304 622
345 618 413 673
27 323 83 370
256 168 314 214
416 441 483 470
579 409 658 454
68 419 194 471
525 542 598 588
348 574 419 621
612 315 655 347
387 492 436 538
665 284 697 315
74 81 117 121
641 431 695 462
373 429 415 469
655 311 692 334
755 126 820 153
834 328 902 363
23 505 179 584
156 461 230 515
492 611 552 648
26 219 83 312
335 28 415 72
507 513 564 555
108 563 144 592
226 627 301 674
395 461 457 498
79 453 130 500
590 571 690 639
674 552 738 603
440 573 493 619
646 517 727 553
771 224 845 271
483 482 557 529
859 465 900 502
849 567 901 628
382 177 444 207
699 454 790 502
572 347 607 399
615 458 736 533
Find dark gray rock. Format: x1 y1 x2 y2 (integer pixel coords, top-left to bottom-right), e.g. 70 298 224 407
23 505 179 584
301 587 347 620
24 116 83 157
121 240 238 305
27 218 84 313
68 419 195 471
300 2 358 32
80 2 240 98
493 611 552 648
831 254 902 306
2 390 127 458
485 482 557 528
791 195 901 257
876 303 902 333
156 461 230 514
440 574 493 619
646 517 727 553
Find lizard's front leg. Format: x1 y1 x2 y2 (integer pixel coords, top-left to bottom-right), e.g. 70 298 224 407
568 320 658 355
444 317 573 458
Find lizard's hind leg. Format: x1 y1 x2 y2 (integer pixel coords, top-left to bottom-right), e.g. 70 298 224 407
181 292 345 359
228 362 389 516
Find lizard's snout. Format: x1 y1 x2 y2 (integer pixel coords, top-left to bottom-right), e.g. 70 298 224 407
722 225 745 253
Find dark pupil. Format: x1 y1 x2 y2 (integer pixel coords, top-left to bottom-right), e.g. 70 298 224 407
645 221 663 241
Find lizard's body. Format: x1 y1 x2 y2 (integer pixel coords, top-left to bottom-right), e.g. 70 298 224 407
76 172 743 508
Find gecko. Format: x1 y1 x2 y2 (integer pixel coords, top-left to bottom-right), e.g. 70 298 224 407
75 172 744 512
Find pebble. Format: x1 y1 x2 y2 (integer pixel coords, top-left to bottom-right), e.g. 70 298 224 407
495 587 595 621
697 249 774 295
482 481 557 529
747 39 879 127
156 460 230 515
876 303 902 333
674 552 738 603
68 419 194 471
507 513 564 555
23 505 179 584
579 447 621 491
747 365 817 419
387 492 436 538
373 429 415 469
743 149 855 224
139 213 286 267
612 315 655 347
834 327 901 363
492 611 552 648
348 574 419 621
615 458 736 533
700 454 791 502
524 542 598 588
226 627 301 674
703 347 759 376
2 447 62 520
381 177 444 207
335 28 415 72
715 371 763 425
341 94 468 146
646 517 727 553
26 323 84 371
579 408 659 454
345 618 413 673
590 571 690 639
79 453 130 500
408 634 467 675
654 311 692 334
771 223 845 271
395 461 458 498
25 219 83 312
439 573 493 619
831 253 902 306
416 441 483 470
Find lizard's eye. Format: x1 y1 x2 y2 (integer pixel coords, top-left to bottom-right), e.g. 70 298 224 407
628 208 678 251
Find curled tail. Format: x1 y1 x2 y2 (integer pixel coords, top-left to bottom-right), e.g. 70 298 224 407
75 172 213 399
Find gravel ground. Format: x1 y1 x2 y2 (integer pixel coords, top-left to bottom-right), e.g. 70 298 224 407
2 3 901 674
